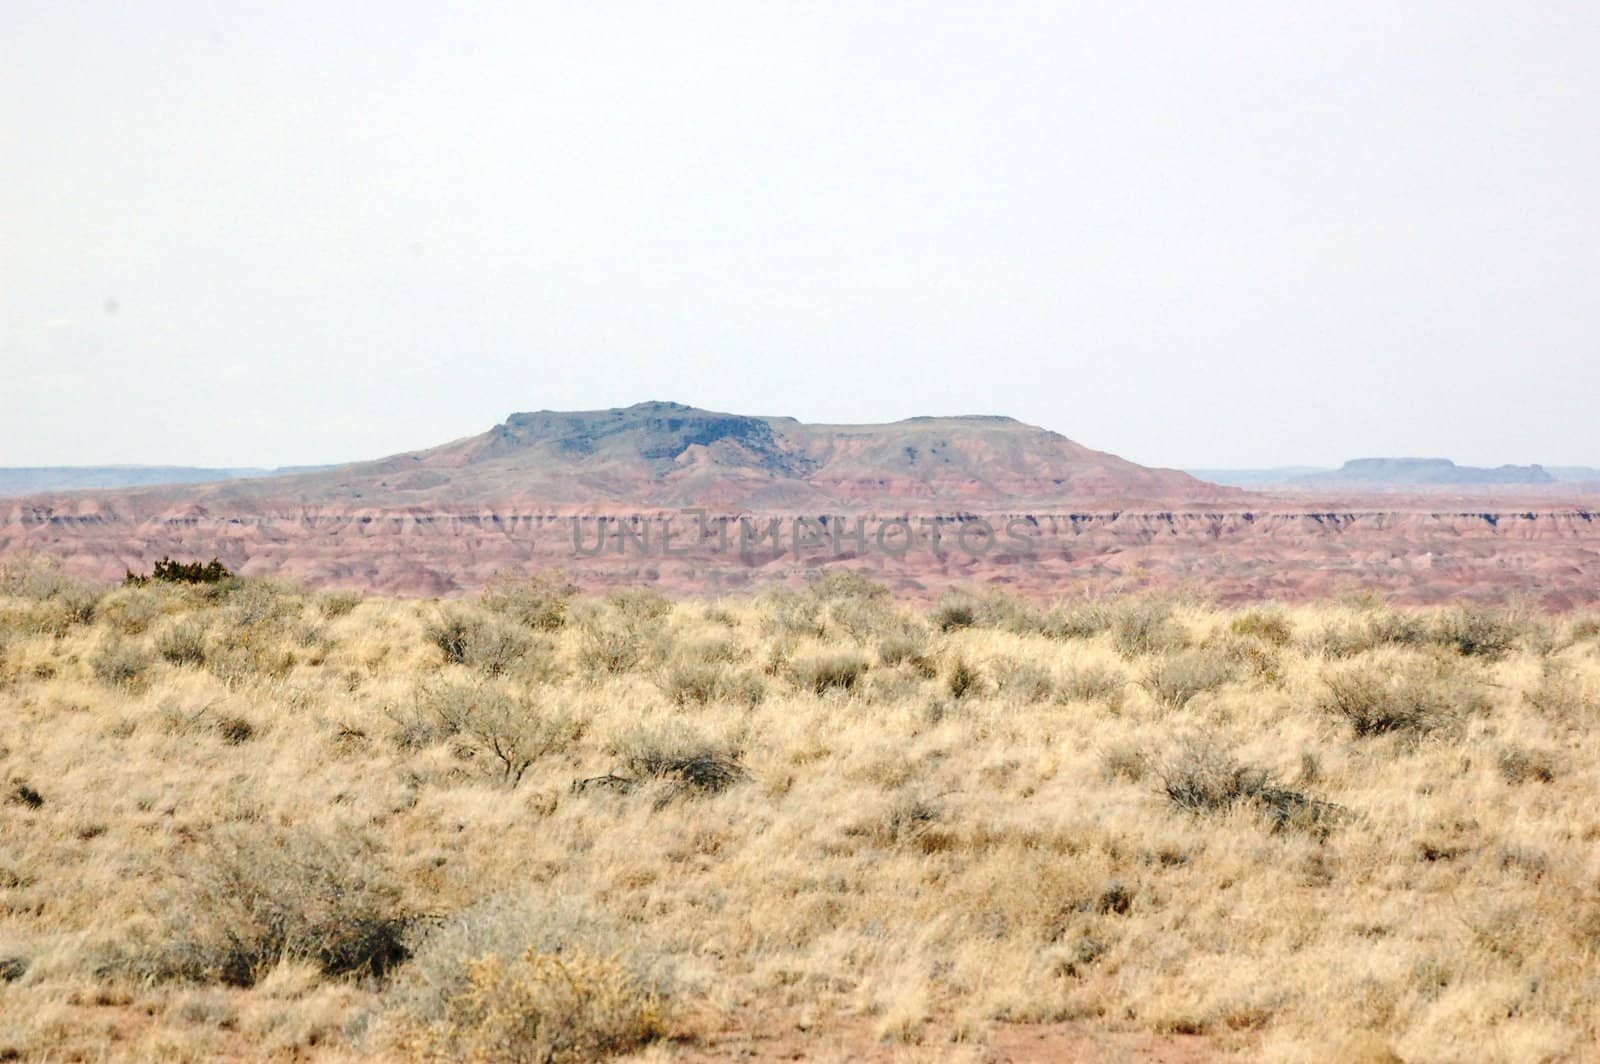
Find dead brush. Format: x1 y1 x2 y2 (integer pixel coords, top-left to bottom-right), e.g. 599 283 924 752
0 555 103 633
155 824 412 987
479 569 576 631
1060 664 1127 706
417 679 579 786
789 650 870 695
403 946 667 1063
845 793 948 851
807 571 899 641
426 610 537 677
990 657 1057 703
1431 605 1524 660
657 657 766 707
1111 598 1189 658
1228 608 1294 647
90 639 153 691
154 619 208 666
1497 744 1560 784
946 656 984 700
1523 660 1593 718
1317 655 1486 738
1033 598 1114 640
577 726 747 805
1139 649 1234 708
1158 737 1345 835
878 631 937 680
1306 610 1430 658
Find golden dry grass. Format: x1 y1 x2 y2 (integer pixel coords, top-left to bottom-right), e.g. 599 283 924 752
2 561 1599 1061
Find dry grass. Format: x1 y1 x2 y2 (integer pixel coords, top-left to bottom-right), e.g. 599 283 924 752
1 563 1599 1061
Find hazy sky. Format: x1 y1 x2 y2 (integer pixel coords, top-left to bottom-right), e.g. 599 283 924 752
4 2 1597 469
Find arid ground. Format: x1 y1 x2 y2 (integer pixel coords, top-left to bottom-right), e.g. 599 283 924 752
4 557 1599 1061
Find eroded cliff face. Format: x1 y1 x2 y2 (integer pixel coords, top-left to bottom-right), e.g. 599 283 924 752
4 405 1593 602
5 501 1596 605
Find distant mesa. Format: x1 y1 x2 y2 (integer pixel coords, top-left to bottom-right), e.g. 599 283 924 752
4 403 1599 604
0 464 332 497
1193 458 1598 490
1 401 1217 509
1301 457 1555 487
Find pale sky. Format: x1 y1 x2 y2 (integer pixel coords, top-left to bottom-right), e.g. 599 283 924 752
3 2 1597 469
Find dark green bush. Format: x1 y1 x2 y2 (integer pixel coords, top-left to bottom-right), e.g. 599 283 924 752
125 557 233 586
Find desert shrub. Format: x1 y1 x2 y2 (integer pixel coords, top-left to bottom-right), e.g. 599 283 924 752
1498 744 1560 784
216 579 295 626
1207 632 1285 686
845 793 947 850
1035 599 1113 640
8 782 44 809
0 555 103 634
577 625 655 675
990 657 1056 702
1060 664 1127 706
214 715 255 745
1158 737 1341 833
658 659 719 705
572 594 671 676
427 611 487 665
0 554 102 608
1139 650 1233 708
1432 606 1522 660
421 947 666 1063
930 588 1035 634
391 892 672 1063
155 619 209 666
1229 608 1294 647
480 570 576 631
1523 660 1592 718
790 650 869 694
419 680 578 786
760 587 825 639
1159 738 1268 813
1367 610 1431 648
807 570 889 605
932 590 980 632
1111 599 1188 659
163 825 410 987
205 621 297 688
680 634 738 664
877 632 923 666
91 639 153 690
426 610 542 678
1309 610 1431 658
624 736 748 793
596 725 747 801
125 556 232 586
317 589 365 619
804 571 898 640
95 584 187 636
946 656 983 699
1318 657 1485 738
1568 614 1600 644
1100 742 1148 782
658 659 766 708
605 588 672 624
